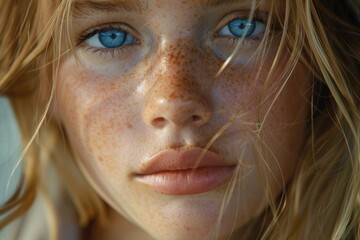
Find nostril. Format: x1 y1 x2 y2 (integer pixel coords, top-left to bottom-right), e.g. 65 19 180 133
192 115 202 123
152 117 166 128
144 98 211 128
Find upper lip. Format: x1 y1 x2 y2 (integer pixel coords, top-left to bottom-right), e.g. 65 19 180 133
137 147 234 175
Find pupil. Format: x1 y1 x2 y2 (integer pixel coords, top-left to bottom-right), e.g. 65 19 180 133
239 23 246 29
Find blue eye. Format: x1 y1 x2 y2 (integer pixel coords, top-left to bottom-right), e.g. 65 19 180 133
85 29 137 49
218 18 265 38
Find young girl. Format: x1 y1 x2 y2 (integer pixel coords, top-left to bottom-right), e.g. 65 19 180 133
1 0 359 239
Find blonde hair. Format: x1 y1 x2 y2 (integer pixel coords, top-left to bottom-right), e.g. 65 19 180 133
0 0 106 232
0 0 359 239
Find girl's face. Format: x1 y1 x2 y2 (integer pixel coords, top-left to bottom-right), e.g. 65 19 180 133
57 0 310 239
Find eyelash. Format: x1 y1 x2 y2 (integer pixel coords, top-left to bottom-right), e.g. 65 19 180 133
214 11 268 44
78 23 139 55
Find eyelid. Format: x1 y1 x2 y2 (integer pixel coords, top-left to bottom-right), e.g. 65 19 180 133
214 10 268 34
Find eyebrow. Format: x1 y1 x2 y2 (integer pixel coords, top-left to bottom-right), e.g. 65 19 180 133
200 0 253 8
73 0 253 15
73 0 148 15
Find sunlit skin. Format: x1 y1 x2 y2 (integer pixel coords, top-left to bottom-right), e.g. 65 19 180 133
56 0 311 239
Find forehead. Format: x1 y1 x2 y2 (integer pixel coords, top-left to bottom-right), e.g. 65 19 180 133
72 0 255 6
72 0 262 14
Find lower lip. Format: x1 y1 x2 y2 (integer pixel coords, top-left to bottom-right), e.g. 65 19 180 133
135 166 236 195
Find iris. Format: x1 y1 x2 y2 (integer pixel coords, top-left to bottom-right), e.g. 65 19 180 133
228 19 256 37
85 28 137 49
98 30 127 48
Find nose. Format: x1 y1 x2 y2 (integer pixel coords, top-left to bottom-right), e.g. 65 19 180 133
143 46 212 129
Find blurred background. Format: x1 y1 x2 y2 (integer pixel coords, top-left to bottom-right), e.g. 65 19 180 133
0 97 22 206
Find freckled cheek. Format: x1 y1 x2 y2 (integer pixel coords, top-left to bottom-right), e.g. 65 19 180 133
57 74 141 162
82 96 141 154
214 66 267 124
261 65 311 171
88 102 139 151
216 61 310 160
266 64 311 125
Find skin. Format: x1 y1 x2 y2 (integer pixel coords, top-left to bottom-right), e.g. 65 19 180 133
56 0 311 239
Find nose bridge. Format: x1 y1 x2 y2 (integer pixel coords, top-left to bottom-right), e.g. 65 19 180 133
143 39 212 128
158 37 197 79
156 52 197 99
156 36 208 92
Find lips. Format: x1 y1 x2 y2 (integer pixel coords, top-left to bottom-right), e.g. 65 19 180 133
134 148 236 195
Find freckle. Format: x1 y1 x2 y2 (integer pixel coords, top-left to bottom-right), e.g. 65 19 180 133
110 82 117 90
126 123 133 129
169 92 177 99
99 156 104 162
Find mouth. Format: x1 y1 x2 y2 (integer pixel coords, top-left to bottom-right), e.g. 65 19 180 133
134 148 237 195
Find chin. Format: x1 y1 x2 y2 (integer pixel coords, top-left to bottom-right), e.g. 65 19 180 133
134 195 262 240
